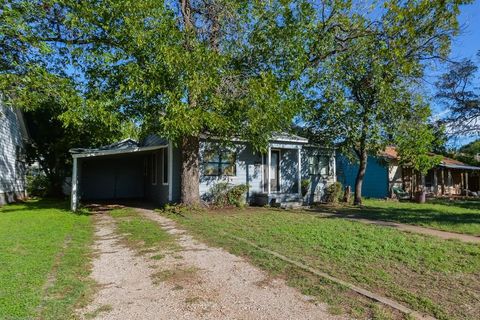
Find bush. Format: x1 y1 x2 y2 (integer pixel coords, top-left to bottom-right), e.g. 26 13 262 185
325 181 343 204
301 179 310 196
210 182 248 208
26 174 49 197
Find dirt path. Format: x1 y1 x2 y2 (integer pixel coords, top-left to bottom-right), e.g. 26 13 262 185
344 217 480 244
78 210 342 320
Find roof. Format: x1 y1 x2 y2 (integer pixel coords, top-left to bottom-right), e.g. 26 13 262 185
379 146 398 159
70 138 168 158
379 146 480 171
270 132 308 143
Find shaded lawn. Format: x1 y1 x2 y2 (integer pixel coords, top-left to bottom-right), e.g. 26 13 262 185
0 199 94 320
164 208 480 320
319 199 480 236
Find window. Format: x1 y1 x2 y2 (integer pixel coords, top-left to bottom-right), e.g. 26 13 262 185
151 154 157 185
204 149 236 176
162 148 169 185
309 155 329 176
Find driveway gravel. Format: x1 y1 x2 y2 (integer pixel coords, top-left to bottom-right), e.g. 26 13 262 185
78 208 342 320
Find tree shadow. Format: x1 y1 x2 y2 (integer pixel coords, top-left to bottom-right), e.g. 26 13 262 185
0 198 92 216
311 201 480 231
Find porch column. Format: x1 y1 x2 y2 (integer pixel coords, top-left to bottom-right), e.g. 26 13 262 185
433 168 438 195
441 168 445 195
168 142 173 202
465 172 469 193
267 146 271 195
297 147 301 195
448 169 452 195
71 157 78 211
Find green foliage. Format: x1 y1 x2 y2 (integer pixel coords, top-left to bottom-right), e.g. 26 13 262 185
26 174 49 197
394 105 443 175
301 179 310 196
457 139 480 166
325 182 343 204
209 182 249 208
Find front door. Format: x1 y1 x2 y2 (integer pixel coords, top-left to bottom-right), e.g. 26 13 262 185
270 150 280 192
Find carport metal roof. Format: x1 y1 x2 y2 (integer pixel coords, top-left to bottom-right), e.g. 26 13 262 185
70 138 168 159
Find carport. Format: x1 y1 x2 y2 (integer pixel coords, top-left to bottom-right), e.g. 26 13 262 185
70 138 173 211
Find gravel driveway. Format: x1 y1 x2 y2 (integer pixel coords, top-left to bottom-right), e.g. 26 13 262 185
78 208 342 320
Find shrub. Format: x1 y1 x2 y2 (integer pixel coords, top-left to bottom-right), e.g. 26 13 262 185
301 179 310 196
325 181 343 203
210 182 248 208
26 174 49 197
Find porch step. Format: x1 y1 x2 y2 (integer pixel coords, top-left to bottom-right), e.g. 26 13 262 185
279 201 304 209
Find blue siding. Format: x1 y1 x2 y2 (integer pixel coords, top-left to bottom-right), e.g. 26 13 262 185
301 148 336 203
336 155 388 198
198 141 263 202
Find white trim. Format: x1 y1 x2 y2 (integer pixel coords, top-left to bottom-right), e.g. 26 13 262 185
72 145 167 159
71 157 78 211
267 147 271 195
297 147 301 196
168 142 173 202
151 153 158 186
162 148 169 186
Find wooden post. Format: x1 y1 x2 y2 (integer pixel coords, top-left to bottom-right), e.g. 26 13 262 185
433 168 438 195
460 172 464 195
465 172 469 194
441 168 445 195
448 169 452 195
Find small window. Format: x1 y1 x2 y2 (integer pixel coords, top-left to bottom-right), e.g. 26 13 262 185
151 154 157 185
204 149 236 176
309 155 329 176
163 148 169 185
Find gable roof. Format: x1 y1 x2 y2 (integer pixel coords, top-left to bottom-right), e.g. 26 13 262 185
379 146 480 171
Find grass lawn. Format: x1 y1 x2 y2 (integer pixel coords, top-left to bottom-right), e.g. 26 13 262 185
109 208 177 254
162 207 480 320
0 199 94 320
317 199 480 236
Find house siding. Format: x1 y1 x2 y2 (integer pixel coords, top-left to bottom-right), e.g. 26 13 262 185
336 155 389 198
199 141 263 202
301 147 336 203
0 104 27 205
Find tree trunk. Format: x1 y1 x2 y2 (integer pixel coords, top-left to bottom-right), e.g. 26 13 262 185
180 135 200 205
354 148 367 205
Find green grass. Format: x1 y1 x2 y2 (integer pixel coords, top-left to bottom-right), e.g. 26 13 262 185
109 208 176 253
0 199 94 320
163 208 480 320
322 198 480 236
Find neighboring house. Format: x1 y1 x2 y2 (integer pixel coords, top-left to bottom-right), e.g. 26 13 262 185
337 146 480 199
69 133 336 210
0 103 29 206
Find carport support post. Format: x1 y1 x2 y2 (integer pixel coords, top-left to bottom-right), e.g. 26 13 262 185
267 146 271 195
71 157 78 211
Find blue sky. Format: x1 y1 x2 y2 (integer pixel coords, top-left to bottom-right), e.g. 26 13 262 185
426 1 480 148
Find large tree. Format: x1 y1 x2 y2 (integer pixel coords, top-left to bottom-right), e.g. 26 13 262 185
303 0 468 205
1 0 372 205
436 52 480 136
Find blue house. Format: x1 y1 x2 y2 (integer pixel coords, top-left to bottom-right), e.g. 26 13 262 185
336 146 480 199
69 133 336 210
336 155 390 198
